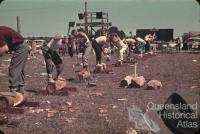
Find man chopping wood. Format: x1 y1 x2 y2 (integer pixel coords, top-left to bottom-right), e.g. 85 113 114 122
71 29 92 74
0 26 29 96
123 38 136 58
133 35 146 57
92 31 110 65
42 34 67 83
110 33 128 65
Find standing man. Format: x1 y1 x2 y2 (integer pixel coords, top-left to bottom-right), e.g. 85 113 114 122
110 33 128 64
133 35 146 57
0 26 29 96
71 29 92 73
42 34 66 83
145 33 152 52
175 37 181 51
123 38 136 58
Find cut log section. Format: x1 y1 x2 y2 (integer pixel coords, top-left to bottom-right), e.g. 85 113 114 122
120 76 133 87
132 76 146 88
93 63 109 73
46 83 56 94
77 71 91 81
120 75 145 88
46 79 67 94
146 80 162 90
0 92 27 109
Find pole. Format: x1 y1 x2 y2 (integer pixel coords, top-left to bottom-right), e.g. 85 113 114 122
16 16 21 34
134 63 138 77
84 1 88 35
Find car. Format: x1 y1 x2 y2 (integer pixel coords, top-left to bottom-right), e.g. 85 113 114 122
187 37 200 49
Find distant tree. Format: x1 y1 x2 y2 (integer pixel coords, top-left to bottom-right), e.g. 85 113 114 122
0 0 5 4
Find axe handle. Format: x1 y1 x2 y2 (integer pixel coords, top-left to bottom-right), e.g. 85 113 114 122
134 63 137 77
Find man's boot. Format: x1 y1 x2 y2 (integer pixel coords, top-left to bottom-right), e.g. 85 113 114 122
48 74 55 83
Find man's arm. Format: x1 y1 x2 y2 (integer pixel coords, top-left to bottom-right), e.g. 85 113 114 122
78 32 89 42
0 43 9 56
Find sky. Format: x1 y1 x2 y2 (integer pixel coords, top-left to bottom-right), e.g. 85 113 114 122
0 0 199 37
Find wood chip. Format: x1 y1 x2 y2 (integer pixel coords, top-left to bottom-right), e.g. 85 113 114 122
117 98 127 101
98 113 109 117
89 92 103 96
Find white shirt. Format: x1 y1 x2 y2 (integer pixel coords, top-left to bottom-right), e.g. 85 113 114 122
115 39 127 49
124 38 136 44
145 34 152 41
136 37 146 44
47 39 62 51
95 36 107 45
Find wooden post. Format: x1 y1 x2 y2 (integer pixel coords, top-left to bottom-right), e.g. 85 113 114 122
134 63 138 77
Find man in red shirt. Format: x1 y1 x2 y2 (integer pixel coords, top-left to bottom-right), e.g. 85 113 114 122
0 26 29 96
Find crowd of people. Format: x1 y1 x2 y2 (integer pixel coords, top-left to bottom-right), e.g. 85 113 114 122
0 26 159 95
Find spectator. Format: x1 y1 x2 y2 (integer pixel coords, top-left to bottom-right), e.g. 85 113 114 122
175 37 181 51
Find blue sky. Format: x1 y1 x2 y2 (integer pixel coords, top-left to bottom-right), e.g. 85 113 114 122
0 0 199 37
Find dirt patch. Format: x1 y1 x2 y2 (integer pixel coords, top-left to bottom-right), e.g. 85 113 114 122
0 52 200 134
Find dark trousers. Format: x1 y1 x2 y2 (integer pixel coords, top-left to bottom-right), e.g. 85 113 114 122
145 41 150 52
176 43 181 51
42 46 63 76
82 41 92 68
92 40 102 65
9 42 29 89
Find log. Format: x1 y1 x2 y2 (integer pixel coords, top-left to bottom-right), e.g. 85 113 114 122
120 76 133 87
77 71 91 81
0 92 27 108
93 63 110 73
46 79 67 94
120 75 145 88
46 83 56 94
55 79 67 91
0 96 11 111
131 76 146 88
146 80 162 90
93 64 104 73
